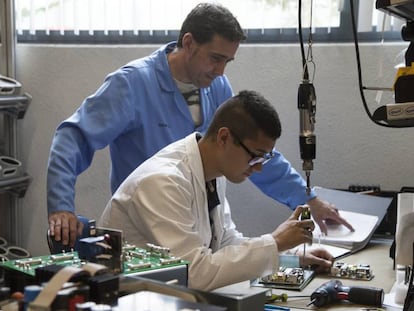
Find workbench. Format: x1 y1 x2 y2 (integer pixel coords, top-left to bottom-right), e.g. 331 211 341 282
266 237 400 310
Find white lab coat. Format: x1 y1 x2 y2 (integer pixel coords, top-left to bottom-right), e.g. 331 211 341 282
99 133 279 290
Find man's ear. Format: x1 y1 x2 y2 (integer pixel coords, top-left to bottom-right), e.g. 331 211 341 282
181 32 195 51
216 127 231 147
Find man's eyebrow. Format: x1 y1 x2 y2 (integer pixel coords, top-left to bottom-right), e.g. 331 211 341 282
254 147 274 155
211 52 234 62
255 149 268 156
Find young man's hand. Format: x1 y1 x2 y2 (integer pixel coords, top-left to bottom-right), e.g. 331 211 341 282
272 205 315 251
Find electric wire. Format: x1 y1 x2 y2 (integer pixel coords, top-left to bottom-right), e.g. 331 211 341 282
298 0 315 82
298 0 307 81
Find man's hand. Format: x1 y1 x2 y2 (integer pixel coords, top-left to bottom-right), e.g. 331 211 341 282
272 205 315 252
297 247 334 273
48 211 83 247
307 197 354 235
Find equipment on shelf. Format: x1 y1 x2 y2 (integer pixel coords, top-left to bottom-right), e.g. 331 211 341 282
0 75 21 96
0 156 23 180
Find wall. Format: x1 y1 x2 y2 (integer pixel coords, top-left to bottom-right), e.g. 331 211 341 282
14 42 414 256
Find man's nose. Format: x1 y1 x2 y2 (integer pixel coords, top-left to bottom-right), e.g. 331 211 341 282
251 163 263 172
213 61 226 76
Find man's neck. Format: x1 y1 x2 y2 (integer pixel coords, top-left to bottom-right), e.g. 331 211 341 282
167 48 191 83
198 138 221 182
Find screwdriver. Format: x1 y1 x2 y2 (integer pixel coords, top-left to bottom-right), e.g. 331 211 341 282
266 293 310 303
305 171 311 195
300 205 312 261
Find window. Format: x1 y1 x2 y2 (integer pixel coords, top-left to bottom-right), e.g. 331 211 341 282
14 0 405 44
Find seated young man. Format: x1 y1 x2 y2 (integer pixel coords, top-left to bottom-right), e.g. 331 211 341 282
99 90 333 291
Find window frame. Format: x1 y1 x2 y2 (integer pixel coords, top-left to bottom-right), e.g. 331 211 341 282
15 0 406 45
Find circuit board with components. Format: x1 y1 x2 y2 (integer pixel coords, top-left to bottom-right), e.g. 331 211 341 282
0 244 188 276
330 262 374 280
1 245 187 277
122 243 187 275
0 251 82 277
253 266 315 290
261 267 305 285
0 243 189 292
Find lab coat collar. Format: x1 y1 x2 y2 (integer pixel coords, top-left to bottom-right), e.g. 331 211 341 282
154 41 179 93
185 132 208 195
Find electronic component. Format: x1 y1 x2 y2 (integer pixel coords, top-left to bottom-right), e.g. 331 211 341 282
123 243 188 286
0 242 189 293
87 273 119 305
122 243 186 276
254 266 315 291
76 227 123 274
0 252 85 292
261 267 305 285
330 262 374 280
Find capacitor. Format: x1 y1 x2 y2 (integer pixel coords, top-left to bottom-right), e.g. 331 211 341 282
23 285 42 311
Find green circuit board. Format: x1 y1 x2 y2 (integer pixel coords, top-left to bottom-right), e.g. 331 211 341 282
0 252 81 276
122 243 187 275
0 245 188 277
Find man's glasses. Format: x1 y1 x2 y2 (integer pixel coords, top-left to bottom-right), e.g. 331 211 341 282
229 130 275 166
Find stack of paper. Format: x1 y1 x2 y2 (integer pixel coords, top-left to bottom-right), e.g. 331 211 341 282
309 210 379 259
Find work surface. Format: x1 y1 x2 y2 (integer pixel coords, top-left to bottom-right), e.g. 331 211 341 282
224 187 397 310
267 237 398 310
266 187 396 310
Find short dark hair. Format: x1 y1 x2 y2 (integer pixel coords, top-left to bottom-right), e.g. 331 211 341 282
206 90 282 141
177 3 246 48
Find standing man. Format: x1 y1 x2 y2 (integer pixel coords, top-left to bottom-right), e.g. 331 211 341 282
48 2 353 247
99 90 334 291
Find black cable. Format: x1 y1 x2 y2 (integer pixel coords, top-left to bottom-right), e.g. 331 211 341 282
298 0 308 81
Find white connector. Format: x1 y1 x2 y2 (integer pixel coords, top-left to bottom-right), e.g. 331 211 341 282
384 102 414 121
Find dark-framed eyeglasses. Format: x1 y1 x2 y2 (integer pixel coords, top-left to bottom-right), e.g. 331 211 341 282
229 130 275 166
